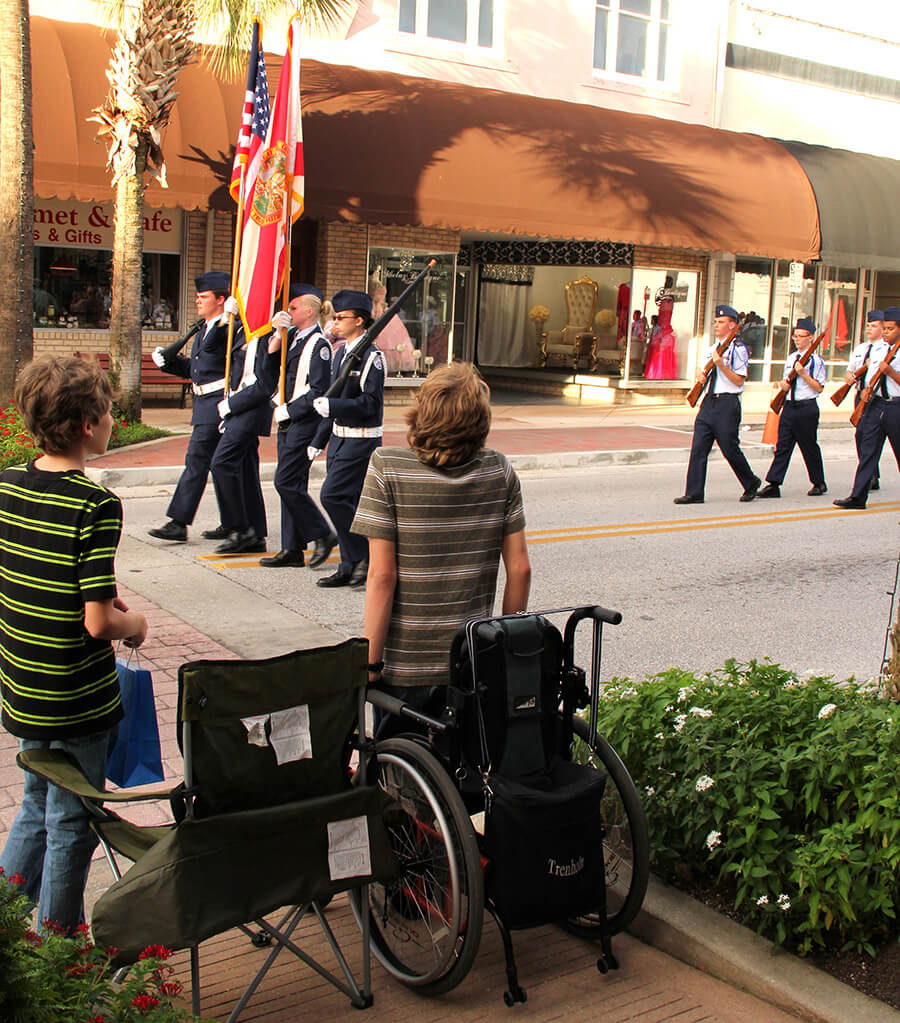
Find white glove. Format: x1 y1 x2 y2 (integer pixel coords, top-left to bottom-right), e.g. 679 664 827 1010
217 397 231 419
312 396 330 418
272 310 291 332
224 296 239 318
151 346 166 368
307 446 323 461
274 403 290 424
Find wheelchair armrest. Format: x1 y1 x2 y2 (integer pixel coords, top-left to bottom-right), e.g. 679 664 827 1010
17 748 176 803
366 687 448 733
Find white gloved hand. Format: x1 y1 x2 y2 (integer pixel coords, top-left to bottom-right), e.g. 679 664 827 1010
224 296 240 318
307 446 323 461
272 310 291 332
273 404 290 424
151 346 166 368
312 396 330 418
217 397 231 419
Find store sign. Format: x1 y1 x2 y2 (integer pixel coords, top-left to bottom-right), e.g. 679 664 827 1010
788 261 804 294
33 198 182 254
669 285 690 302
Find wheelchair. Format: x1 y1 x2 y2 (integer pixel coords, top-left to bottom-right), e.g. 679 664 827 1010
350 605 650 1005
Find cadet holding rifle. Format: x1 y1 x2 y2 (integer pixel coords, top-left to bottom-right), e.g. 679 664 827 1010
833 306 900 510
757 318 827 499
836 310 885 493
674 304 761 505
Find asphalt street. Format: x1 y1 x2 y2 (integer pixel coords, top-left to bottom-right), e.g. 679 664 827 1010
118 448 897 688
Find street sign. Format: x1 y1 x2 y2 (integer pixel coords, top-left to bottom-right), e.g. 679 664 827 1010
788 261 804 294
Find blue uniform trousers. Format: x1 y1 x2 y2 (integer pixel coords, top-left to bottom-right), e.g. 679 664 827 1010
853 392 880 485
320 435 380 574
273 424 331 551
850 396 900 501
684 393 758 498
167 421 222 525
210 427 267 537
766 399 825 486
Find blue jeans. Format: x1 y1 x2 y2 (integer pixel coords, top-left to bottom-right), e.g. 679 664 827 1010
1 729 112 932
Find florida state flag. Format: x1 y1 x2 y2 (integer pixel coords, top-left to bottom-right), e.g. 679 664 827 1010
234 15 305 340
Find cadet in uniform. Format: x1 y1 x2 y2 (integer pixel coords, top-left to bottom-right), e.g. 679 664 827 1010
312 289 384 588
757 317 827 498
834 306 900 509
260 284 337 568
845 309 884 492
674 304 761 505
148 271 239 543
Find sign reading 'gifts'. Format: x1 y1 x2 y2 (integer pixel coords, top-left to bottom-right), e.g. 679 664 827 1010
33 198 182 254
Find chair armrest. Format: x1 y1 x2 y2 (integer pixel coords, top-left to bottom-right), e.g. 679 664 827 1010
17 748 175 803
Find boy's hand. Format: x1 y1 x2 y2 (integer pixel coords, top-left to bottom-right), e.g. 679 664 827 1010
123 614 148 649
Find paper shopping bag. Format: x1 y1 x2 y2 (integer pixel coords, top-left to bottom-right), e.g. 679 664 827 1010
107 656 164 788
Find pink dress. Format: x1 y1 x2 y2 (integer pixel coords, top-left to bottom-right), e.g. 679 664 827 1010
643 297 678 379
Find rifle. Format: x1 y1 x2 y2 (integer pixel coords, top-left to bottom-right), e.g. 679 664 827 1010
770 328 827 414
686 317 745 408
156 318 205 362
325 258 438 399
849 337 900 427
830 364 867 407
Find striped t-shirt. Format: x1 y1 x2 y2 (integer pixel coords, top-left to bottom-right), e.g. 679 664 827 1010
0 461 123 739
352 447 525 687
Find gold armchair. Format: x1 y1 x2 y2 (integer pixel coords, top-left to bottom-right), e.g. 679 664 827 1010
538 276 598 371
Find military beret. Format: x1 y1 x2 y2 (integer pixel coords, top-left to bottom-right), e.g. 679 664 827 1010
332 289 372 316
794 317 816 334
715 304 739 320
289 283 324 302
883 307 900 324
195 271 230 292
868 309 885 322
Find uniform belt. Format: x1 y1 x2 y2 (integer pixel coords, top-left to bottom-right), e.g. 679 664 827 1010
786 398 817 404
192 378 226 396
333 424 383 438
874 395 900 403
705 392 739 399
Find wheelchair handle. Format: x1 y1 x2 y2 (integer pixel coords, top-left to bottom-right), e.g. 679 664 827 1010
563 605 621 654
366 686 448 733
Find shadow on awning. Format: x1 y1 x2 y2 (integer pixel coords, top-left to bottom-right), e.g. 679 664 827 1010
31 15 820 259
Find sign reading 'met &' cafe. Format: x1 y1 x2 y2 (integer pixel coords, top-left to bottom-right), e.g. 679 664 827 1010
33 198 182 254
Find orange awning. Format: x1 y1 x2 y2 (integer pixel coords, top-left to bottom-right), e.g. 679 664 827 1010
31 16 821 259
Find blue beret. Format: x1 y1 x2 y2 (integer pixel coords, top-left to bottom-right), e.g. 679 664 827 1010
195 271 230 293
884 306 900 324
289 283 324 302
715 304 739 320
868 309 885 322
332 289 372 316
794 317 816 334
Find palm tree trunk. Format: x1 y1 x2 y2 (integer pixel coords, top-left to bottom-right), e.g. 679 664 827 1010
108 138 148 423
0 0 34 403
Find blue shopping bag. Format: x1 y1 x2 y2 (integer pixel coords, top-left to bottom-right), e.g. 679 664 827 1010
106 653 164 788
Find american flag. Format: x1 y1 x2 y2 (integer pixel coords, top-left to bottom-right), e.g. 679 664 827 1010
229 19 269 203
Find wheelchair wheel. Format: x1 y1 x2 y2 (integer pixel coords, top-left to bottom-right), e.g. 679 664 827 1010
350 738 484 995
564 716 649 937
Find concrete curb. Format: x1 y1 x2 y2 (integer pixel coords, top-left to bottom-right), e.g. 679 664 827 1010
632 875 900 1023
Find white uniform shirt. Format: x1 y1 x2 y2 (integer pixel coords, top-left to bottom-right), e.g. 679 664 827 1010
703 339 748 395
847 340 874 375
864 339 900 397
783 350 826 401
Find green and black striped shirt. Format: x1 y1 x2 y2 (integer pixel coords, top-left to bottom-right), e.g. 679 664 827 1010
0 461 122 738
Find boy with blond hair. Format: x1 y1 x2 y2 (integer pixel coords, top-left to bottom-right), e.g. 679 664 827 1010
0 356 147 931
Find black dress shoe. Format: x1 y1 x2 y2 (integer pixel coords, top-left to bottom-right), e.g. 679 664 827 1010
739 478 762 502
260 549 305 567
807 483 828 496
308 531 338 568
833 496 867 510
673 495 703 505
215 528 265 554
201 524 229 540
349 559 368 588
316 570 351 588
148 520 186 542
869 478 880 492
757 483 781 499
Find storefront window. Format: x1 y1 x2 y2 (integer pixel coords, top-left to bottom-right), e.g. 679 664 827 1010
819 266 858 380
769 260 816 379
629 267 697 381
367 248 458 376
732 257 772 382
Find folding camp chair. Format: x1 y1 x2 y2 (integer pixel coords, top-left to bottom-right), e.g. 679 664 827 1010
18 638 399 1020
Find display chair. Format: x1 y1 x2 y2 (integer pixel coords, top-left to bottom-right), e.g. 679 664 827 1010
538 276 599 371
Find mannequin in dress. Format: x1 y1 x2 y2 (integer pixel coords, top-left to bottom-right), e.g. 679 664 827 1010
643 285 679 379
369 276 415 374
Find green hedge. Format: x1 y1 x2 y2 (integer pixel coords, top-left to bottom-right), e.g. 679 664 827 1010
594 660 900 954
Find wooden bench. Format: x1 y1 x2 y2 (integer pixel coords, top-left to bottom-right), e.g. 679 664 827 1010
77 351 191 407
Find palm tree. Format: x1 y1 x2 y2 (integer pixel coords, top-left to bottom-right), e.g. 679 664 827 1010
96 0 348 421
0 0 34 404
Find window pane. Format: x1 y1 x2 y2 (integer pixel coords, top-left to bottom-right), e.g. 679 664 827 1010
478 0 493 47
399 0 416 34
661 0 671 19
620 0 651 13
657 22 667 80
427 0 467 42
616 14 647 76
593 8 608 68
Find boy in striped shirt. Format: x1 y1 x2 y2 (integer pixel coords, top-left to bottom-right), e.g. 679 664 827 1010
0 356 147 932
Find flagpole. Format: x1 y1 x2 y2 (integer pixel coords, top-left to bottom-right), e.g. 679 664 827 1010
278 11 301 405
225 166 247 400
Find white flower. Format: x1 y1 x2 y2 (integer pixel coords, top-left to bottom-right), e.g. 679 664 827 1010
645 786 655 797
818 703 837 720
677 687 692 702
690 706 713 718
654 732 665 741
756 894 769 907
777 893 791 911
665 705 674 713
674 714 687 733
705 830 722 850
621 685 637 698
695 775 715 793
783 680 801 689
